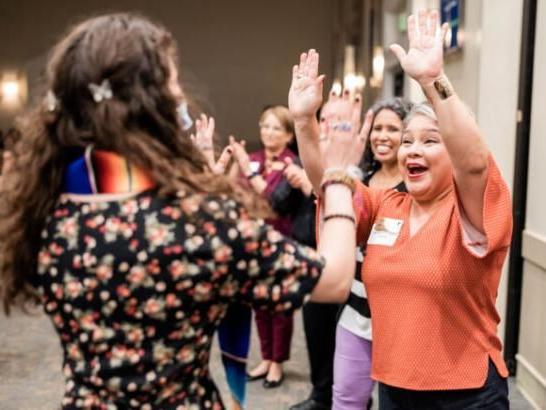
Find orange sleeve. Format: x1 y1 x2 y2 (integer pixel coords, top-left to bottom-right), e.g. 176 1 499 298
315 180 383 246
482 155 513 252
457 155 513 257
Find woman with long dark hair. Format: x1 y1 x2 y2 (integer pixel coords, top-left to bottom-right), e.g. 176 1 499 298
0 14 365 409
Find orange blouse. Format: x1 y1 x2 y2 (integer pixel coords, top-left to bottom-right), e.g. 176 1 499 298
322 156 513 390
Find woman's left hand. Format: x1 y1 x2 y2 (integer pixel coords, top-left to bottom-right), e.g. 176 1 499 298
389 9 449 86
229 136 252 175
320 92 373 171
283 157 313 196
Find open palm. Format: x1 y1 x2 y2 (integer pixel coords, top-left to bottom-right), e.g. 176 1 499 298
390 10 449 85
288 49 325 118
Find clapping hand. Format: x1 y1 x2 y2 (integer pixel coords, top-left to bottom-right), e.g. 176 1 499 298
283 157 313 196
228 136 252 175
190 114 233 174
389 9 449 86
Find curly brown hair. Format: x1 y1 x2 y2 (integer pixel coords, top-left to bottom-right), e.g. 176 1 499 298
0 13 267 313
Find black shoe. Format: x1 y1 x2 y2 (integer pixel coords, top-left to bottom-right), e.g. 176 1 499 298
262 374 284 389
246 371 268 382
289 398 330 410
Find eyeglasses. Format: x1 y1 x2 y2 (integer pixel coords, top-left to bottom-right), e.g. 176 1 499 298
259 123 285 133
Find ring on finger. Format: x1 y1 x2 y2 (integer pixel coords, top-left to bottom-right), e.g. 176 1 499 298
333 121 352 132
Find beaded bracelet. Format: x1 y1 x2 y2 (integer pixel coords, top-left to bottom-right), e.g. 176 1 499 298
321 179 353 193
323 213 356 224
320 170 356 193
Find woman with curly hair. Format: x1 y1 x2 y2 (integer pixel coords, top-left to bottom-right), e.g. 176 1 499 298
0 14 366 409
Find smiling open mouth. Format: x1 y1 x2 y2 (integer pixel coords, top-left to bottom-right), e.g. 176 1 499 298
375 144 391 154
407 164 428 176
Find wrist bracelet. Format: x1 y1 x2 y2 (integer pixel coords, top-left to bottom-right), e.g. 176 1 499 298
433 76 454 100
321 180 354 193
245 170 260 180
323 213 356 224
320 170 356 194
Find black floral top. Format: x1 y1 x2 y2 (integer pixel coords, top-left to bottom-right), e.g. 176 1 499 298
32 191 324 409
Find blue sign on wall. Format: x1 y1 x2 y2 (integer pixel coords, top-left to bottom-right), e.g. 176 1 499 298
441 0 461 52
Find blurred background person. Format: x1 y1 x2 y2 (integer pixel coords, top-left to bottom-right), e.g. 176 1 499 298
230 105 298 389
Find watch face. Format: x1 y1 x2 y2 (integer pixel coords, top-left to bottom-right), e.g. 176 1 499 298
249 161 261 173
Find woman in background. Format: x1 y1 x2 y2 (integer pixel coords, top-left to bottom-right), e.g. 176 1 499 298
230 106 298 388
332 98 410 410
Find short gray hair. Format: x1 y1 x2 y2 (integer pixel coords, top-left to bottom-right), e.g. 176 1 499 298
403 102 437 127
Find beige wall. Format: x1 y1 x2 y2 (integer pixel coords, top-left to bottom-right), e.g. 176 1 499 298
405 0 481 110
476 0 523 346
0 0 336 149
518 0 546 407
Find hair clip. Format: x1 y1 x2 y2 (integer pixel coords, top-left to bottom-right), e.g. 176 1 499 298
44 90 59 112
176 101 193 131
88 79 113 103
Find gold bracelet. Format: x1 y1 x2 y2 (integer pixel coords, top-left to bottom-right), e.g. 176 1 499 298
422 75 454 101
433 76 454 100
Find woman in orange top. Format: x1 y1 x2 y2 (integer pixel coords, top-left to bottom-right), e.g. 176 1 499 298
288 9 513 409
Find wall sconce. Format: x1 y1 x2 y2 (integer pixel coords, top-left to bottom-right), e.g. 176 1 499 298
0 72 27 109
371 46 385 88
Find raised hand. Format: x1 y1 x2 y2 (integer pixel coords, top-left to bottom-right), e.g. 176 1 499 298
389 9 449 86
288 49 326 119
190 114 233 174
191 114 215 153
320 91 373 170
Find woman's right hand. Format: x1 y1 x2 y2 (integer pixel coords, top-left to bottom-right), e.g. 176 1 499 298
190 114 234 174
288 49 326 119
229 136 251 174
319 92 373 171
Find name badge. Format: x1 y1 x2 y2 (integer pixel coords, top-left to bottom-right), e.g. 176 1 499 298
367 217 404 246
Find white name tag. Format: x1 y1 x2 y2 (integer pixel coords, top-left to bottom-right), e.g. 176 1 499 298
367 217 404 246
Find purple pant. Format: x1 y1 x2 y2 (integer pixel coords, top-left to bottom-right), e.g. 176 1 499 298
255 309 293 362
333 325 375 410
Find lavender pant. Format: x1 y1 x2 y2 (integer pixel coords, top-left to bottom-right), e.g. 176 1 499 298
333 325 375 410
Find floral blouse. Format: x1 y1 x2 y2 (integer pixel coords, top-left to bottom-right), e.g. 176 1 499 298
32 191 324 409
